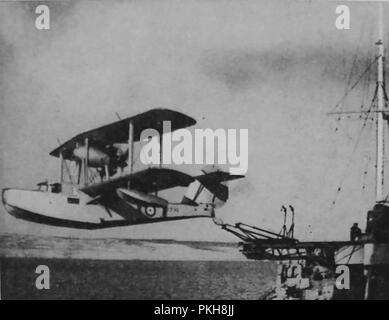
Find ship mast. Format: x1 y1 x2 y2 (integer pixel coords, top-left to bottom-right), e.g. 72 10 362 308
376 1 385 202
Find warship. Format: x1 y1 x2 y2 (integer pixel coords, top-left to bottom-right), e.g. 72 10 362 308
220 3 389 300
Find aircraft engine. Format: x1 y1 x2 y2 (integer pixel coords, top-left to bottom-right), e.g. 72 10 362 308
73 145 110 167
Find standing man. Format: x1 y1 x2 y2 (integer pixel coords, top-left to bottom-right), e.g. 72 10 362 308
350 223 362 241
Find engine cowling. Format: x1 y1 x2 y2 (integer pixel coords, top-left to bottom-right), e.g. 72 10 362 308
73 145 110 167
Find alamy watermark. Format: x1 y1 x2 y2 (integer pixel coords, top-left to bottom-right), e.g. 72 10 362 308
139 121 248 175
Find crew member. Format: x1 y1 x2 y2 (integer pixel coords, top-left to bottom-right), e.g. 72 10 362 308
350 223 362 241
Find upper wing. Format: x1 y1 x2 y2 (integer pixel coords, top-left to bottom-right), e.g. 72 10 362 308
50 108 196 159
80 168 195 197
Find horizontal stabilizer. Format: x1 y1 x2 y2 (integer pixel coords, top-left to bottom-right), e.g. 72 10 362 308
184 170 244 205
195 171 245 186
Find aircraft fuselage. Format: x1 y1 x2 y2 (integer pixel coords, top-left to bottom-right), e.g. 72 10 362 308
2 188 214 229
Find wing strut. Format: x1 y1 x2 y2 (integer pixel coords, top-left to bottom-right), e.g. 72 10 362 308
159 131 163 168
84 137 89 186
59 152 63 183
128 121 134 187
104 164 109 181
56 138 74 185
157 131 163 196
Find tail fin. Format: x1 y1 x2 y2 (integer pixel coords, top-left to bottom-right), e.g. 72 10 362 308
182 166 244 208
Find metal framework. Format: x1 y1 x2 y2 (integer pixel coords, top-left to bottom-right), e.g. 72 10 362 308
220 220 364 268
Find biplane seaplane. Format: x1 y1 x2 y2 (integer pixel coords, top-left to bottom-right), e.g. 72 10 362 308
2 109 244 229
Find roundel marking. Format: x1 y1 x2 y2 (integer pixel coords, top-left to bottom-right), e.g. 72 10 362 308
145 206 156 217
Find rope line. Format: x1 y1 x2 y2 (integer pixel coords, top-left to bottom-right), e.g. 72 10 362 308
331 89 377 207
330 56 379 114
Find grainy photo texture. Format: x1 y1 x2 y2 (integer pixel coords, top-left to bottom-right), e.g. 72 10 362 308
0 0 389 301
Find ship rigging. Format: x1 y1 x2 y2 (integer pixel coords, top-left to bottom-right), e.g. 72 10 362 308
220 3 389 300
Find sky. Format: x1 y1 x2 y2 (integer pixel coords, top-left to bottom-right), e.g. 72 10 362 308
0 0 388 241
